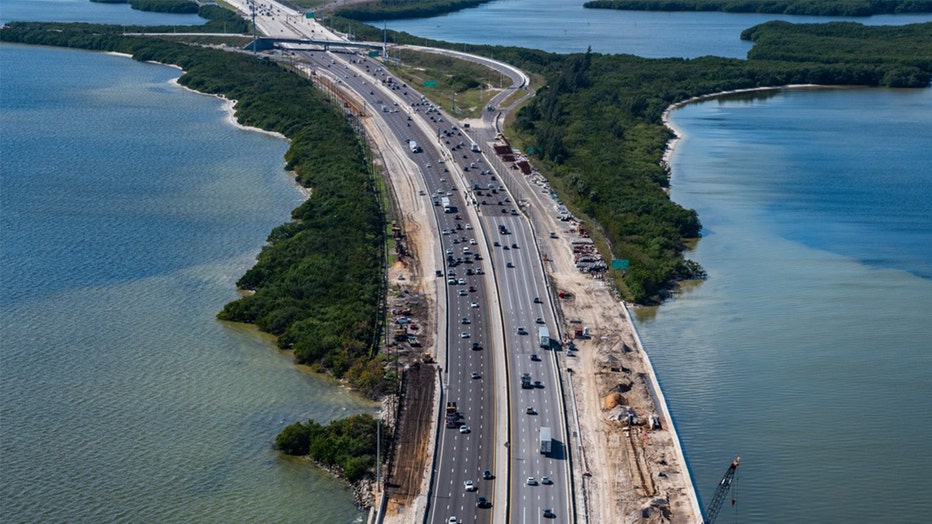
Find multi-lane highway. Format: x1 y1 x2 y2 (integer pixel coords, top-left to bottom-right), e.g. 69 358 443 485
225 3 574 521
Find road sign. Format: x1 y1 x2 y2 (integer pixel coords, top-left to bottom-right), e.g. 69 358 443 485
305 11 314 18
611 259 630 270
368 50 380 57
424 80 437 87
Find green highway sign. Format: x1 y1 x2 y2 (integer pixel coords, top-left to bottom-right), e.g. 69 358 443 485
424 80 438 87
611 259 630 270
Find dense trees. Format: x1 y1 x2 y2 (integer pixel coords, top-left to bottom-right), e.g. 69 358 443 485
318 18 931 302
2 18 390 397
91 0 200 14
334 0 494 21
583 0 932 16
510 22 932 301
275 414 385 482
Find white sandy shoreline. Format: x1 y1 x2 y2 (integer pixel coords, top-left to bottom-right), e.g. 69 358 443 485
661 84 828 166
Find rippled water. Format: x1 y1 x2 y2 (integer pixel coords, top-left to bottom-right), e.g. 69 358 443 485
1 44 374 523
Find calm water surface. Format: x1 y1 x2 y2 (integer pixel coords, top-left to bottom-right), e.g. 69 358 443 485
376 0 931 57
635 88 932 523
1 44 372 523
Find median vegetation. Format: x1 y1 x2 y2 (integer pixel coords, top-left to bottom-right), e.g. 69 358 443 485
583 0 932 16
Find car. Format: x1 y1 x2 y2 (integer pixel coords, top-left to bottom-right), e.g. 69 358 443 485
459 425 471 434
541 476 552 485
526 477 537 486
458 289 467 296
534 297 542 303
526 406 535 414
464 480 477 491
502 245 509 250
482 469 493 480
447 278 457 285
465 224 472 230
468 286 476 292
530 353 541 361
460 332 470 339
506 262 514 268
458 278 466 285
493 241 500 246
534 380 542 388
476 496 490 508
462 317 470 324
543 508 555 518
476 268 484 275
448 517 458 524
536 317 545 324
470 371 481 379
471 302 479 308
512 243 519 249
517 327 527 335
471 342 480 350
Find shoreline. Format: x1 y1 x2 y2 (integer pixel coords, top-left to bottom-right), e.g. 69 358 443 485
661 84 828 166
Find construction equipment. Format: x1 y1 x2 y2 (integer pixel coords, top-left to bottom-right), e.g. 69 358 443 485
703 456 740 524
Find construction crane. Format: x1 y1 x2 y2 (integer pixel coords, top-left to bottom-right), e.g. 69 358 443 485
703 456 740 524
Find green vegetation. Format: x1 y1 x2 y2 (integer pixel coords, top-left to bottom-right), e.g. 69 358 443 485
334 0 493 21
91 0 200 14
322 19 932 302
744 21 932 83
2 17 392 397
276 414 385 482
583 0 932 16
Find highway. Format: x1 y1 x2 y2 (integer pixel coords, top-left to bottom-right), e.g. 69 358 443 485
223 3 574 522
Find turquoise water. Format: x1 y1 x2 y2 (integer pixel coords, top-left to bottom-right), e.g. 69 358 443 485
0 44 373 523
634 88 932 522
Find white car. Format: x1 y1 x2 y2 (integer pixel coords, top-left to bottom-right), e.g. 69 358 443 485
541 476 552 485
464 480 477 491
526 476 537 486
448 518 458 524
459 425 471 434
470 302 479 308
460 332 470 339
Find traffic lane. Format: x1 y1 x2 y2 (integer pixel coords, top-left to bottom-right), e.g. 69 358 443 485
296 47 495 524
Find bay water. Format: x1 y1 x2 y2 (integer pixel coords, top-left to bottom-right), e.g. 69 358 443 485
0 44 372 523
637 88 932 523
3 0 931 522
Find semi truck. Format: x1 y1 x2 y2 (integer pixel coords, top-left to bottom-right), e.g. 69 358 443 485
539 426 552 455
538 326 550 348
